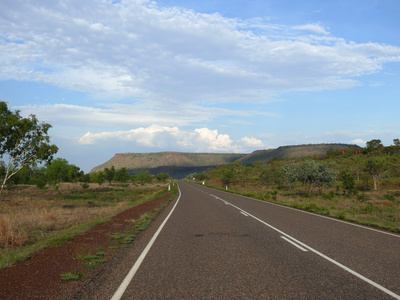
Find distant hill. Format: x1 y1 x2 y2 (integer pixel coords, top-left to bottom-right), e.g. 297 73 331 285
91 144 358 178
239 143 359 165
90 152 246 174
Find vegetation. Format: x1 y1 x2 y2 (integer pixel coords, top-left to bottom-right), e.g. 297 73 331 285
0 101 58 198
0 182 174 268
190 139 400 232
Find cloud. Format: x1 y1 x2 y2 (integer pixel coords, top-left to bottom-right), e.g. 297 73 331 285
240 137 264 147
1 0 400 104
16 102 261 135
293 23 329 35
77 125 260 153
351 139 366 146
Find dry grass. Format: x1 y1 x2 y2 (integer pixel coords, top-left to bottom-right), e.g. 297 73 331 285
0 182 168 252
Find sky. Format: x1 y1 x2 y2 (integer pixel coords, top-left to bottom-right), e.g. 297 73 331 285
1 0 399 172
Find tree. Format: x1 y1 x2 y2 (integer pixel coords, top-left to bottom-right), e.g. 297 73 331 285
155 172 170 182
394 139 400 147
281 160 337 196
366 139 383 150
221 168 233 187
44 158 80 187
104 166 116 184
0 102 58 197
340 171 356 194
90 171 105 186
114 167 130 183
364 156 390 191
135 170 153 184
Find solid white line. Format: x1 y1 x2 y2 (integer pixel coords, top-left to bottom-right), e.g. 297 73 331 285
212 195 400 300
281 236 308 252
110 184 182 300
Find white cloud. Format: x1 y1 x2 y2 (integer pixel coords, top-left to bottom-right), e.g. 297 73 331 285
78 125 248 153
351 139 366 146
16 103 259 134
1 0 400 104
240 137 264 147
293 23 329 35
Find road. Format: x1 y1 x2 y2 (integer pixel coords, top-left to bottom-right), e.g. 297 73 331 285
77 180 400 299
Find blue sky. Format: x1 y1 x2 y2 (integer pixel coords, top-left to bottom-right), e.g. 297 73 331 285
1 0 399 172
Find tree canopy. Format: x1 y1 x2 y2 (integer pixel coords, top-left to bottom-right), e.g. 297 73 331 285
0 102 58 197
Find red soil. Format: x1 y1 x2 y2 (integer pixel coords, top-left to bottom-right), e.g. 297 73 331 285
0 193 172 299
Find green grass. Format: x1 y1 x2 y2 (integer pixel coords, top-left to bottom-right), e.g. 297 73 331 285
77 252 105 269
60 271 88 281
108 184 178 249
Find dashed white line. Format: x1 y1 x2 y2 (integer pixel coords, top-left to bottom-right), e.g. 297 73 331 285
210 193 400 300
281 236 308 252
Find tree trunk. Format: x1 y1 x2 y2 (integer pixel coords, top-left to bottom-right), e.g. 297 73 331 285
372 175 378 191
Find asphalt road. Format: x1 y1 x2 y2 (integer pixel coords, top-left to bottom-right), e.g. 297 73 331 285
77 180 400 299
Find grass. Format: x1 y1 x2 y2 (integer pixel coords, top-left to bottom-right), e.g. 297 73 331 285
108 198 173 249
60 271 88 281
77 252 105 269
0 181 174 269
202 179 400 233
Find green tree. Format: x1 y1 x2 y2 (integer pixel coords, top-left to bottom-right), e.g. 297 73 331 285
221 168 233 187
104 166 116 184
366 139 383 150
45 158 79 187
0 102 58 197
340 171 356 194
364 156 390 191
281 160 337 196
155 172 170 182
114 167 130 183
90 171 105 186
135 170 153 184
393 139 400 147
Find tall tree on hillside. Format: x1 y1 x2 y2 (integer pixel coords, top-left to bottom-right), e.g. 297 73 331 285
0 102 58 198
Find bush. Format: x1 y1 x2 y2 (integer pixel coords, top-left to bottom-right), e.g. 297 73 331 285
384 193 396 201
34 178 46 189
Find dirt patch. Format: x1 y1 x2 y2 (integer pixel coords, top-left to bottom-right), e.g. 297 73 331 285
0 192 172 299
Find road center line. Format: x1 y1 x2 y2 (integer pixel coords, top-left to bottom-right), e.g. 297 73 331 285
210 194 400 300
110 184 182 300
281 236 308 252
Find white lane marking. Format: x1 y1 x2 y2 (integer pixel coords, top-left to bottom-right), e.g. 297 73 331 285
240 211 249 217
203 185 400 238
210 194 400 300
281 236 308 252
110 184 182 300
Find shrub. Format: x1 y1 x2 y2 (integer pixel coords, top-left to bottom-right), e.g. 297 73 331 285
384 193 396 202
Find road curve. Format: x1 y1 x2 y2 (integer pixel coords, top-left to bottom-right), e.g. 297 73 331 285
75 180 400 299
